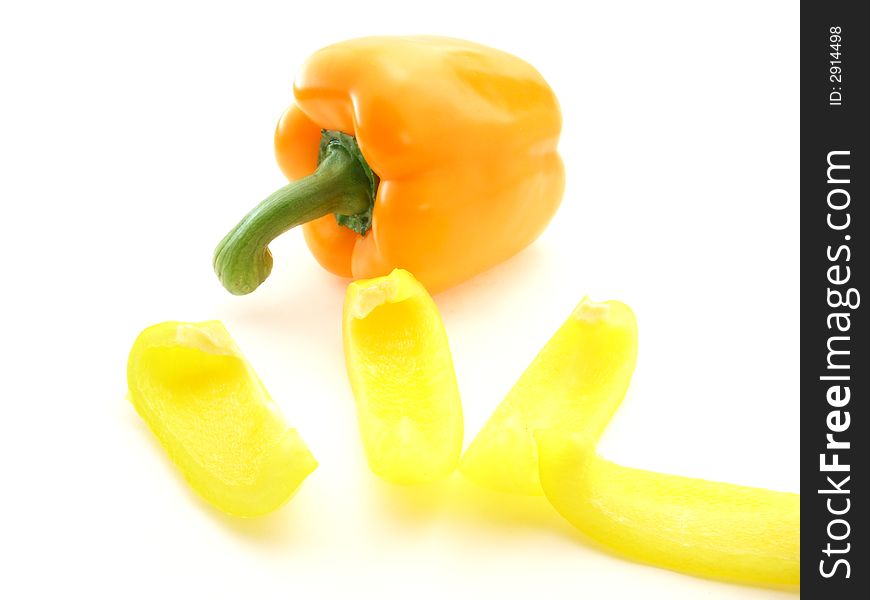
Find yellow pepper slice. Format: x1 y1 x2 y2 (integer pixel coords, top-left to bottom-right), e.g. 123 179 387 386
538 435 800 587
127 321 317 517
343 269 463 484
460 298 638 495
461 295 799 586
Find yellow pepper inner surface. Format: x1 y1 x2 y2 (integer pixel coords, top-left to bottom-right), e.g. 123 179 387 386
127 321 317 517
460 298 638 495
343 269 463 484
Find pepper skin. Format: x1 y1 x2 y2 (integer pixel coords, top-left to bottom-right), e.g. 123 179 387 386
127 321 317 517
215 36 564 295
343 269 463 483
460 298 638 495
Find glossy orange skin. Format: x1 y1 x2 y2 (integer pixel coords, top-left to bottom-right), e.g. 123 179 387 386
274 36 565 292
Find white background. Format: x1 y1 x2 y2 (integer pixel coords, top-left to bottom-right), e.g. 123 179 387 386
0 1 799 598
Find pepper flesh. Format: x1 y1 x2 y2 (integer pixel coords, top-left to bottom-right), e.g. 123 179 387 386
127 321 317 517
460 298 638 495
216 36 564 295
343 269 463 483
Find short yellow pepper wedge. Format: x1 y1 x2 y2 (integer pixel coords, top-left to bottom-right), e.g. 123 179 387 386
460 298 638 495
538 435 800 587
343 269 463 484
127 321 317 517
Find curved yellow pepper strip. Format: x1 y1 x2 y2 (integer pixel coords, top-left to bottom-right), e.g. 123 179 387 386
538 435 800 587
343 269 463 484
127 321 317 517
460 298 638 495
460 295 799 586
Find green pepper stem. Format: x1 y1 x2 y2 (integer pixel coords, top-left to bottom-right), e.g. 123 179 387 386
213 140 373 295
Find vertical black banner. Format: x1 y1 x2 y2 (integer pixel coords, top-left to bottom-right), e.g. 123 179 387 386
801 1 867 597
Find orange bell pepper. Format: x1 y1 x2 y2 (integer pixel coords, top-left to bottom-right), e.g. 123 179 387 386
214 36 564 295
